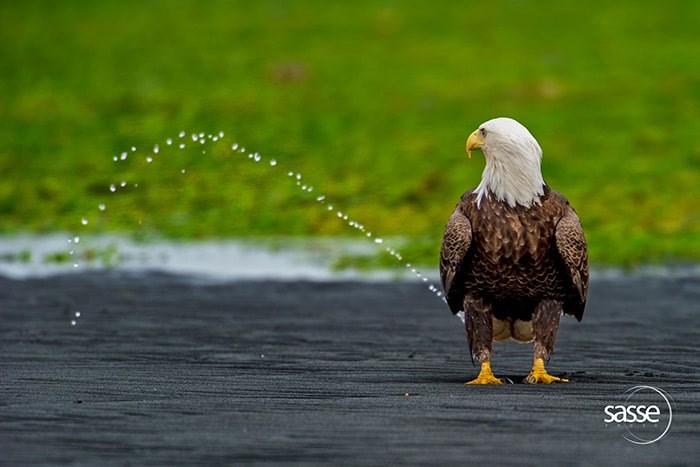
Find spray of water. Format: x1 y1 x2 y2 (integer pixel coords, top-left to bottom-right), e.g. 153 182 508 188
68 131 446 326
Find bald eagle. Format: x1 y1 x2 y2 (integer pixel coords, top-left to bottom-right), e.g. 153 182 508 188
440 117 588 384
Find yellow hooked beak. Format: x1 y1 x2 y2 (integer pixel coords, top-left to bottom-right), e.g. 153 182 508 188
466 129 484 159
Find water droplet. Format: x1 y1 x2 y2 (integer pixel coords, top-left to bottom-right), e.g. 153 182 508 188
302 185 308 191
248 153 254 159
179 143 185 149
73 263 79 268
166 138 173 145
423 277 429 282
109 184 116 192
131 146 136 152
153 144 160 153
178 131 186 138
270 159 277 166
71 320 77 326
146 156 153 163
218 131 224 138
232 143 239 151
200 132 205 139
98 204 106 211
239 147 246 153
306 186 313 192
181 169 186 174
337 211 343 218
327 205 333 211
212 136 219 142
192 134 199 142
316 195 326 201
253 153 261 162
120 181 127 187
374 238 384 244
120 152 128 160
113 156 118 162
287 171 294 177
366 232 372 237
73 236 80 243
75 311 81 317
81 217 88 225
296 173 302 180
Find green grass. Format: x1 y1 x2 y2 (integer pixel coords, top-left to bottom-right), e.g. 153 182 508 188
1 0 699 267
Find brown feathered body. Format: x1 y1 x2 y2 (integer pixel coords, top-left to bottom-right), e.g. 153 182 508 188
440 185 588 362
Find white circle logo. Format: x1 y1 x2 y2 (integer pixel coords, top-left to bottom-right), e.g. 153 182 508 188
603 385 673 445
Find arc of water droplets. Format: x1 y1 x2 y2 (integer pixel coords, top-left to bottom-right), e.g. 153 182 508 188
68 130 226 326
233 142 446 304
69 131 446 326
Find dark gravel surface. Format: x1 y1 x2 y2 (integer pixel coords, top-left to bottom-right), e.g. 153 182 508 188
1 271 699 465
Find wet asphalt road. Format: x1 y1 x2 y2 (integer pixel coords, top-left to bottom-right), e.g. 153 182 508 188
1 272 699 465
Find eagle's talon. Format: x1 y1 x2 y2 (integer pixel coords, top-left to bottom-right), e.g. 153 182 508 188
524 373 568 384
465 375 504 385
465 361 503 385
524 357 569 384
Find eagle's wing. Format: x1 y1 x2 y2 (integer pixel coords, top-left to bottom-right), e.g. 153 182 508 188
440 206 472 315
555 207 589 320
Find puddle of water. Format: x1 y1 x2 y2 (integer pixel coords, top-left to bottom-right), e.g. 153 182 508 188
0 234 439 283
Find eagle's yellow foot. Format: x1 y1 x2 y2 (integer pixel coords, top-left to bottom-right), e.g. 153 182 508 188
466 361 504 385
524 357 569 384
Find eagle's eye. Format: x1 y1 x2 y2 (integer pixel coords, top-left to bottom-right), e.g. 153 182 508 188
480 127 487 137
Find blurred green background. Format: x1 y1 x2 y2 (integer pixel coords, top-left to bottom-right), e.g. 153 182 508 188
1 0 699 267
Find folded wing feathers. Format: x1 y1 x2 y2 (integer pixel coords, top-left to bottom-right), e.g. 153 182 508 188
555 210 589 303
440 207 472 298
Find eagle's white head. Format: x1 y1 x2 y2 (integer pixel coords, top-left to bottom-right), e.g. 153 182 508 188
467 117 545 208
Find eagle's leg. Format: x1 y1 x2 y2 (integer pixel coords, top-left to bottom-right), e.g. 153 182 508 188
464 297 503 384
525 299 568 384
